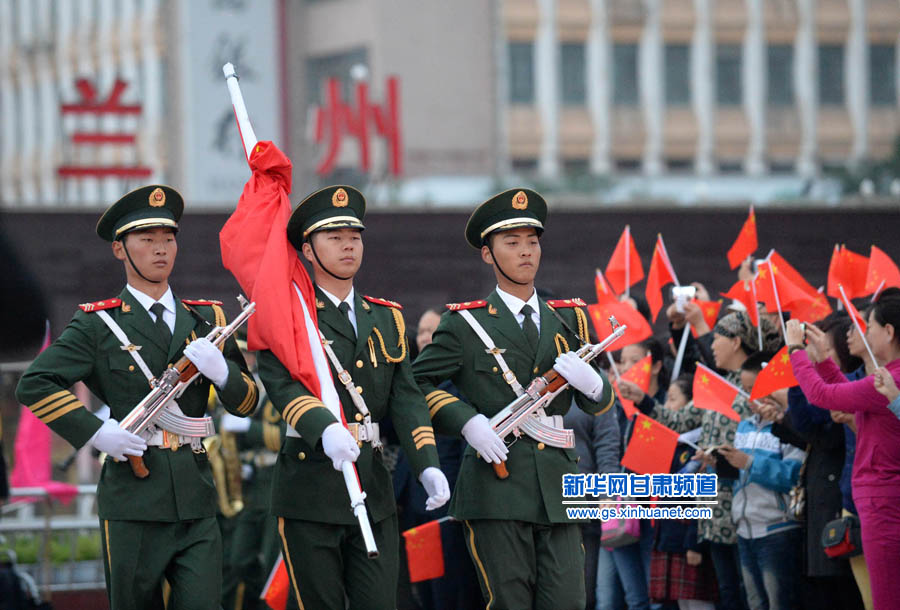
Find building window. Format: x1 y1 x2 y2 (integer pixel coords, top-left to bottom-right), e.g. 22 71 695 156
870 44 897 106
509 42 535 104
767 44 794 106
665 44 690 106
818 44 844 105
560 43 586 105
613 43 639 105
511 158 538 173
716 44 742 106
306 48 368 105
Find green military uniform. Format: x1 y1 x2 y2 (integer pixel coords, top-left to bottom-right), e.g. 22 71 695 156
411 188 615 610
258 185 441 610
15 186 257 610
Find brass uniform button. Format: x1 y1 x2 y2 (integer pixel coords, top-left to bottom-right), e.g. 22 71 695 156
358 441 364 448
492 366 498 373
128 365 135 372
355 413 363 422
356 360 364 368
533 366 539 373
356 386 363 394
298 452 306 460
537 442 546 450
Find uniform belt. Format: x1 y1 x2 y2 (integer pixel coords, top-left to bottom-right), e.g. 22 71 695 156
346 422 382 449
145 429 205 452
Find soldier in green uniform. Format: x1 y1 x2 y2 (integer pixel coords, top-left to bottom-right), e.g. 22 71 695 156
15 185 257 610
411 188 616 610
256 185 450 610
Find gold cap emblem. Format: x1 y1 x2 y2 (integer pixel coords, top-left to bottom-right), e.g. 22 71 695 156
333 188 349 207
149 188 166 207
512 190 528 210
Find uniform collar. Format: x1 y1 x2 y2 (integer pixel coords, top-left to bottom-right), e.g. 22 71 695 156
495 285 539 317
318 285 356 316
126 284 175 315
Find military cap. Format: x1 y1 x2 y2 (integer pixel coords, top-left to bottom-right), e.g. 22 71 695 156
286 185 366 250
465 188 547 249
96 185 184 242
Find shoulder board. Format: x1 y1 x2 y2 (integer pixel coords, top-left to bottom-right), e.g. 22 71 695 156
78 298 121 313
546 298 587 309
363 295 403 309
445 300 487 311
181 298 223 306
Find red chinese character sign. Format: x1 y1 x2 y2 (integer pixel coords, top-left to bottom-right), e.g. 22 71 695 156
313 76 403 177
58 78 152 179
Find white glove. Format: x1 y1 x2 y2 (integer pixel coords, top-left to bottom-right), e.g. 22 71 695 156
221 412 252 433
419 467 451 511
321 423 360 471
184 338 229 388
461 414 508 464
90 418 147 460
553 352 605 401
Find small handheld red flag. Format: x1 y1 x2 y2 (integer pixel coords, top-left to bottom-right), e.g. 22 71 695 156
721 279 759 327
864 246 900 296
691 299 722 337
605 226 644 295
612 355 653 419
620 414 680 475
594 269 617 305
692 363 741 422
827 245 869 300
646 236 677 322
727 207 758 269
588 302 652 350
749 346 798 401
261 556 289 610
403 519 445 582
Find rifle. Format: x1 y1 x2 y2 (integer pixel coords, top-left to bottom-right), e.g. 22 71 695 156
488 316 626 479
119 295 256 478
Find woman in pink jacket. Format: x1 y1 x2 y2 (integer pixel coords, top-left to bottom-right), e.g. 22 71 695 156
785 288 900 610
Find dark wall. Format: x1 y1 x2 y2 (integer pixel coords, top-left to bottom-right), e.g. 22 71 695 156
4 207 900 343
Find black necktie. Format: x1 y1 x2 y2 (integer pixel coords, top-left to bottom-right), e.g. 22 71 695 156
520 304 539 353
338 302 355 336
150 302 172 345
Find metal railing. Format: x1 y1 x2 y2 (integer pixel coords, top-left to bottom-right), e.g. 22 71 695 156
1 485 104 592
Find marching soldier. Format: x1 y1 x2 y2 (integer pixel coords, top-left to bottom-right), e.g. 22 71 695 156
256 186 450 610
15 185 257 610
411 188 616 610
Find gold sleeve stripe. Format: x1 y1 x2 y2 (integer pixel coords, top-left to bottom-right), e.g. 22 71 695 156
29 390 71 412
411 426 433 437
415 437 437 450
283 397 320 426
32 394 79 418
236 373 258 415
426 390 455 408
413 429 435 440
42 400 85 424
263 423 282 452
597 386 616 415
429 396 458 418
413 432 435 444
287 404 328 429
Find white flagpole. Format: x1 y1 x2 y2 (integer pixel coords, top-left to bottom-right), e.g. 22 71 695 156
764 258 789 341
624 225 631 298
839 284 879 368
223 63 258 160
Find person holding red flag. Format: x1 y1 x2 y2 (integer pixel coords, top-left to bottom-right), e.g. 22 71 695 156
785 289 900 610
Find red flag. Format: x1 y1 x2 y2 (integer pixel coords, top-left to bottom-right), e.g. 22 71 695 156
594 269 617 305
755 260 818 315
789 291 833 324
768 251 817 296
620 414 679 475
588 302 652 350
261 556 289 610
827 245 869 299
403 519 445 582
219 142 323 396
692 364 741 422
646 236 676 322
721 279 759 327
605 226 644 295
613 380 638 419
864 246 900 295
727 207 758 269
749 346 798 400
10 325 78 505
691 299 722 337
